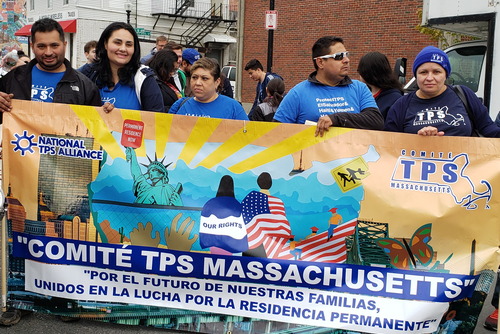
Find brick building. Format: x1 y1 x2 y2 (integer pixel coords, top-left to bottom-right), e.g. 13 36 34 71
239 0 436 104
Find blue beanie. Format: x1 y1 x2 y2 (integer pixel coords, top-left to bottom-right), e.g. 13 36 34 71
412 46 451 78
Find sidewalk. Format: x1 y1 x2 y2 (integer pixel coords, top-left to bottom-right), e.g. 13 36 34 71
1 312 194 333
1 299 496 333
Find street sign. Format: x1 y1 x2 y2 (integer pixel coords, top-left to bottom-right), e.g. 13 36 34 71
265 10 277 30
134 27 151 37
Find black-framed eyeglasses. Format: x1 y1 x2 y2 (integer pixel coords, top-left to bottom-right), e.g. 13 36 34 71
314 51 350 61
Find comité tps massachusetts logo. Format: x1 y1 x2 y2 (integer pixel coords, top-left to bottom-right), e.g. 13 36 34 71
390 150 491 210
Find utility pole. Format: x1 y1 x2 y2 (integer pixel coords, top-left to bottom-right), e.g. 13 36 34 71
266 0 275 73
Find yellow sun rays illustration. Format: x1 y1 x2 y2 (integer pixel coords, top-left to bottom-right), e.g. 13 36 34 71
70 106 352 172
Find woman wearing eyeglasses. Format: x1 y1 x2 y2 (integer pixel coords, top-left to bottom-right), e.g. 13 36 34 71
273 36 383 136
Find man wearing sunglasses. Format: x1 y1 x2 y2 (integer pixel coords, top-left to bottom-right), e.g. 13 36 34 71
273 36 383 136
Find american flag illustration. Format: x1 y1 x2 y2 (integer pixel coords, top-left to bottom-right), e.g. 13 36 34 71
241 191 291 249
241 190 356 263
274 219 357 263
253 217 356 263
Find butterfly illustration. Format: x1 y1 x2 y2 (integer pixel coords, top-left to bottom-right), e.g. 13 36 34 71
376 223 450 270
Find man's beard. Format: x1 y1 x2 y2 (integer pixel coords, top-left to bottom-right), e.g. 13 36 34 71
38 56 64 71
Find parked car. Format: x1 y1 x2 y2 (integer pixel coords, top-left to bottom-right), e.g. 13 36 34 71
222 65 236 94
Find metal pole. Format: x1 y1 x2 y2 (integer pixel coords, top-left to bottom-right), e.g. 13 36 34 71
126 10 131 25
1 188 7 312
266 0 274 73
236 0 245 101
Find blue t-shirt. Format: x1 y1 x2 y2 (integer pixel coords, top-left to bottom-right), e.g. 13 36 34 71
31 66 65 103
386 87 472 136
169 94 249 120
99 82 141 110
274 79 377 124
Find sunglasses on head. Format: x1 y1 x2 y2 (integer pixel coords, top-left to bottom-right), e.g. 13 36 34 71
314 51 350 61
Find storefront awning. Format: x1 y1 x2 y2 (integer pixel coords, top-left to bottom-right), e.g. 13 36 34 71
202 33 237 44
15 19 77 36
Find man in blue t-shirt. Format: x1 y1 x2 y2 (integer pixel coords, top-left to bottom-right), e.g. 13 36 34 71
245 58 282 119
0 18 102 116
273 36 383 136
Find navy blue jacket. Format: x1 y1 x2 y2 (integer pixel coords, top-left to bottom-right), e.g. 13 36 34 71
85 63 164 113
376 88 403 119
385 85 500 137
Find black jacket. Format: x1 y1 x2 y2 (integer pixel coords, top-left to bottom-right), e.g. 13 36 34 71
157 79 179 112
252 101 277 122
220 76 234 99
0 59 102 107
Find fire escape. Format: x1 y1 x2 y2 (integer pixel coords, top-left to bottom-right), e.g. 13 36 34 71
152 0 236 47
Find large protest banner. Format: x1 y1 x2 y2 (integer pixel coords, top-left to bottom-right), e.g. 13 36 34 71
2 100 499 333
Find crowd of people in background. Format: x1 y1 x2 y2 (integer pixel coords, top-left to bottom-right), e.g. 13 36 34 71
2 17 500 139
0 18 498 330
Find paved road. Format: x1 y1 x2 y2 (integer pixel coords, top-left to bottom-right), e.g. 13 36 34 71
0 300 496 334
1 312 192 333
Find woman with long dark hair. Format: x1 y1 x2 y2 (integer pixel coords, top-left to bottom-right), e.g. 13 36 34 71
251 77 285 122
148 49 182 112
86 22 164 112
357 52 403 119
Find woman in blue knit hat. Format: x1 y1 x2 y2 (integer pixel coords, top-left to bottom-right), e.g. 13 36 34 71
384 45 500 137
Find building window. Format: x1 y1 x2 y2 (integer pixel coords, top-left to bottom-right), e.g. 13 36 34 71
63 0 69 5
30 0 34 11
